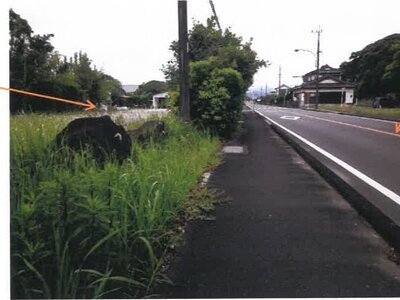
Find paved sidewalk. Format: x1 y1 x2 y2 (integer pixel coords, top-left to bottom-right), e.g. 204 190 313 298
159 111 400 298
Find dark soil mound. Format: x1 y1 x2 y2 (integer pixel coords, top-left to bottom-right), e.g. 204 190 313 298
55 115 131 163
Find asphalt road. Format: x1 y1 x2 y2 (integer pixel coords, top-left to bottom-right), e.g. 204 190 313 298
250 103 400 228
159 111 400 298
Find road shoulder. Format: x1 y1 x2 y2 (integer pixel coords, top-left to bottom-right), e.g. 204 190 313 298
157 110 400 298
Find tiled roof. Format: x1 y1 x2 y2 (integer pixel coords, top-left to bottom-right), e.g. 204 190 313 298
122 84 139 94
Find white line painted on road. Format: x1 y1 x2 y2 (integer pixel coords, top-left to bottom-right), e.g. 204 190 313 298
280 116 300 120
253 108 400 206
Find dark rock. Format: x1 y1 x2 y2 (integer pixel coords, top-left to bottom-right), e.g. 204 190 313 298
128 120 167 144
55 115 131 162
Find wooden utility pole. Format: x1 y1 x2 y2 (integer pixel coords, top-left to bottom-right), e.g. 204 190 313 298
278 65 282 96
178 0 190 121
312 27 322 109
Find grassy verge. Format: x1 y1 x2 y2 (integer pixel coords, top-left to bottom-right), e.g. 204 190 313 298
317 104 400 121
10 113 221 298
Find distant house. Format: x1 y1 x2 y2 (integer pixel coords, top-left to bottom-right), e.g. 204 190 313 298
115 84 139 106
275 84 291 96
291 64 356 106
121 84 139 94
152 92 169 108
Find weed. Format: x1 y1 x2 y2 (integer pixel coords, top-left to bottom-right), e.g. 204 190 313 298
10 113 220 298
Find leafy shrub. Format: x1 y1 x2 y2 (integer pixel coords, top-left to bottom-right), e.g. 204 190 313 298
190 60 244 138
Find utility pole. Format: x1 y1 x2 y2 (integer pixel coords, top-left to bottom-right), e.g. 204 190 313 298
209 0 222 31
178 0 190 121
278 65 282 96
312 26 322 109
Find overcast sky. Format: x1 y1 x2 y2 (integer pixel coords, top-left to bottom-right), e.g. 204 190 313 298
4 0 400 90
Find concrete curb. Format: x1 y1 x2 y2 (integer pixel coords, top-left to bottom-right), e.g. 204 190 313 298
253 111 400 255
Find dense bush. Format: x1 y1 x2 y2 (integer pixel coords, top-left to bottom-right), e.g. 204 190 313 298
163 17 265 138
190 61 244 138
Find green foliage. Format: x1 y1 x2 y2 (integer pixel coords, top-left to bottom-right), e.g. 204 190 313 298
190 60 244 138
383 40 400 94
126 80 168 107
138 80 167 95
341 34 400 98
163 18 265 137
165 91 179 112
11 113 220 298
9 9 122 113
163 18 265 91
127 89 151 107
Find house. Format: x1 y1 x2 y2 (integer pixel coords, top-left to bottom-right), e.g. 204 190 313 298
291 65 356 106
152 92 169 108
121 84 139 94
275 84 291 96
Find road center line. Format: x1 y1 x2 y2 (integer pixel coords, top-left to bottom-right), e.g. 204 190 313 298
296 113 400 138
254 109 400 206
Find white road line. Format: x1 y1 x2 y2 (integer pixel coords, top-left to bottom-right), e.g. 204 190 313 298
280 116 300 120
254 108 400 206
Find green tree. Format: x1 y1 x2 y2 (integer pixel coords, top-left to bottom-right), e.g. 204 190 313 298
9 9 122 112
340 34 400 98
190 61 244 138
9 9 55 111
163 17 265 137
138 80 167 95
164 18 265 91
126 80 168 107
383 40 400 94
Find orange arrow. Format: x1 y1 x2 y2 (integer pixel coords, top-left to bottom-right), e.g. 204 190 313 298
0 86 96 111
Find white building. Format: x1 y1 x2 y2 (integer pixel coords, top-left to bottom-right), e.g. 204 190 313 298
152 92 169 108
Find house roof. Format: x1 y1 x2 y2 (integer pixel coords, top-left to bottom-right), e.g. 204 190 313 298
303 64 341 77
292 75 356 91
122 84 139 94
276 84 291 90
153 92 169 98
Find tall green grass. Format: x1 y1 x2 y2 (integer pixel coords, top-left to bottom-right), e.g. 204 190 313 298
10 113 220 298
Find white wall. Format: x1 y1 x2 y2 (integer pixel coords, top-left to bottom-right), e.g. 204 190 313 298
345 89 354 104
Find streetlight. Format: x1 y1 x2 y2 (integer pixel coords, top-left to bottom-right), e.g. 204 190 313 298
294 27 322 109
294 49 317 66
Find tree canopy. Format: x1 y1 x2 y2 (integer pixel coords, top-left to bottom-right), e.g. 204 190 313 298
163 18 266 137
122 80 168 107
9 9 122 113
340 34 400 98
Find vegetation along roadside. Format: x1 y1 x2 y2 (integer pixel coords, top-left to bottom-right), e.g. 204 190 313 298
10 113 221 298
